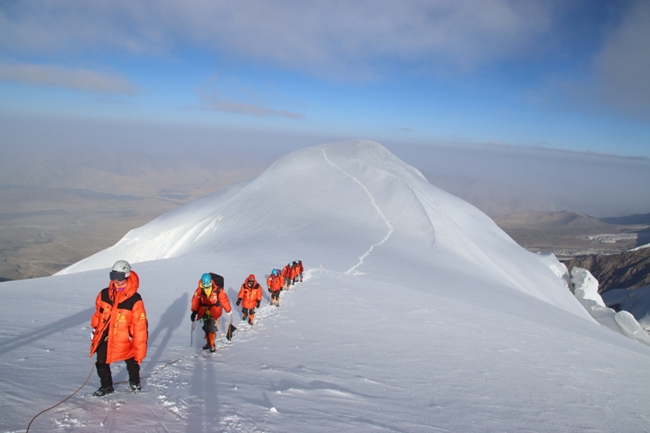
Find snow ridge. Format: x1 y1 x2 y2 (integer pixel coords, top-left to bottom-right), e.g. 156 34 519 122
55 140 588 318
320 148 394 275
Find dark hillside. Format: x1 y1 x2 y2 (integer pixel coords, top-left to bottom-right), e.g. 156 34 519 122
601 213 650 225
565 247 650 293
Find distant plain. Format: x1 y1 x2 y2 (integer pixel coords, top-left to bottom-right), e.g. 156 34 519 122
494 210 650 261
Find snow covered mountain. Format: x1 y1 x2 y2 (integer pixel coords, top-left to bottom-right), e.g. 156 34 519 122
59 140 586 318
3 140 650 432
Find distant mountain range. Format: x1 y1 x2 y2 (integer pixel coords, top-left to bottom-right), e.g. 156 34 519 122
601 213 650 225
494 210 614 231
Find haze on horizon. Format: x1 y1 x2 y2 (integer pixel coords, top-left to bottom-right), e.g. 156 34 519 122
3 113 650 218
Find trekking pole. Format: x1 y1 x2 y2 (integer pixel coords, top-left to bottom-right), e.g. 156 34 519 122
190 321 196 347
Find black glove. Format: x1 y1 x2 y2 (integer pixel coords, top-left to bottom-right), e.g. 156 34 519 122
236 298 241 306
256 300 261 308
268 288 271 293
190 311 197 322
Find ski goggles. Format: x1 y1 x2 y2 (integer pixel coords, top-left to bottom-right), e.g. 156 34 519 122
109 271 127 282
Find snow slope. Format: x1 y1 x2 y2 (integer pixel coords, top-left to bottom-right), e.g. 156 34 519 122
570 267 650 345
3 140 650 432
59 140 589 320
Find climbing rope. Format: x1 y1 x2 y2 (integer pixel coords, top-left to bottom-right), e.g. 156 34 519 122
26 363 95 433
24 289 291 431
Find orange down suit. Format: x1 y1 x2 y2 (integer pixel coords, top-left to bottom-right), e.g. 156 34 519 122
191 281 232 321
89 271 148 364
237 280 263 309
267 274 284 292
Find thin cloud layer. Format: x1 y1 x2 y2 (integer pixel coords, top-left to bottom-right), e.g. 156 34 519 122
0 63 137 94
0 0 647 155
594 0 650 119
197 93 303 119
0 0 559 78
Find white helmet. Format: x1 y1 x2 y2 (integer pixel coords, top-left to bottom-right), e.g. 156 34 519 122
112 260 131 277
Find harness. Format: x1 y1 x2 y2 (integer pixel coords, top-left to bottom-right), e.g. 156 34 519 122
199 285 222 308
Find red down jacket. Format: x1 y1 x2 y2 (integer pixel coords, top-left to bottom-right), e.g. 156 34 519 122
238 275 263 309
191 279 232 321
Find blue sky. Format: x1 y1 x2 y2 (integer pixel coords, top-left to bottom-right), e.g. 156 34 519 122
1 0 649 157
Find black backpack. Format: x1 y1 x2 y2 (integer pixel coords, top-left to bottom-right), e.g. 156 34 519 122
209 272 224 290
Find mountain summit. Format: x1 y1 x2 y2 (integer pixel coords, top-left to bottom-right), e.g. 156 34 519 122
60 140 586 318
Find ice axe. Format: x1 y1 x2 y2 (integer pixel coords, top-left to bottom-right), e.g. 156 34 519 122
226 323 236 341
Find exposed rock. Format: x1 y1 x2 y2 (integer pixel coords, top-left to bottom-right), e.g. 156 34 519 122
564 245 650 292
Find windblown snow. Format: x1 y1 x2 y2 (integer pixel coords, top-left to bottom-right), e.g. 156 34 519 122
2 140 650 433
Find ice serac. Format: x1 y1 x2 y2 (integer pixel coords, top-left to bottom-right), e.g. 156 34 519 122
58 140 589 319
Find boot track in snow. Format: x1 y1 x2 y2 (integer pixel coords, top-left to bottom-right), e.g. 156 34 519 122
320 148 393 275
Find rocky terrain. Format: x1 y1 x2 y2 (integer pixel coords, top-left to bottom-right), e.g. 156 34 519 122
564 245 650 293
494 211 650 292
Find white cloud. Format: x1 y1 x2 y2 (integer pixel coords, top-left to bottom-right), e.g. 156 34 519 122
196 93 303 119
0 62 137 94
0 0 561 79
593 0 650 119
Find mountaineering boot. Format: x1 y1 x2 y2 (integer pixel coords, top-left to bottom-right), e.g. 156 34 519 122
202 332 212 350
93 386 114 397
130 381 142 393
248 314 255 325
207 332 216 352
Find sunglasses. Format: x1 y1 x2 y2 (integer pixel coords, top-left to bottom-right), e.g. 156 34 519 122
109 271 127 282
